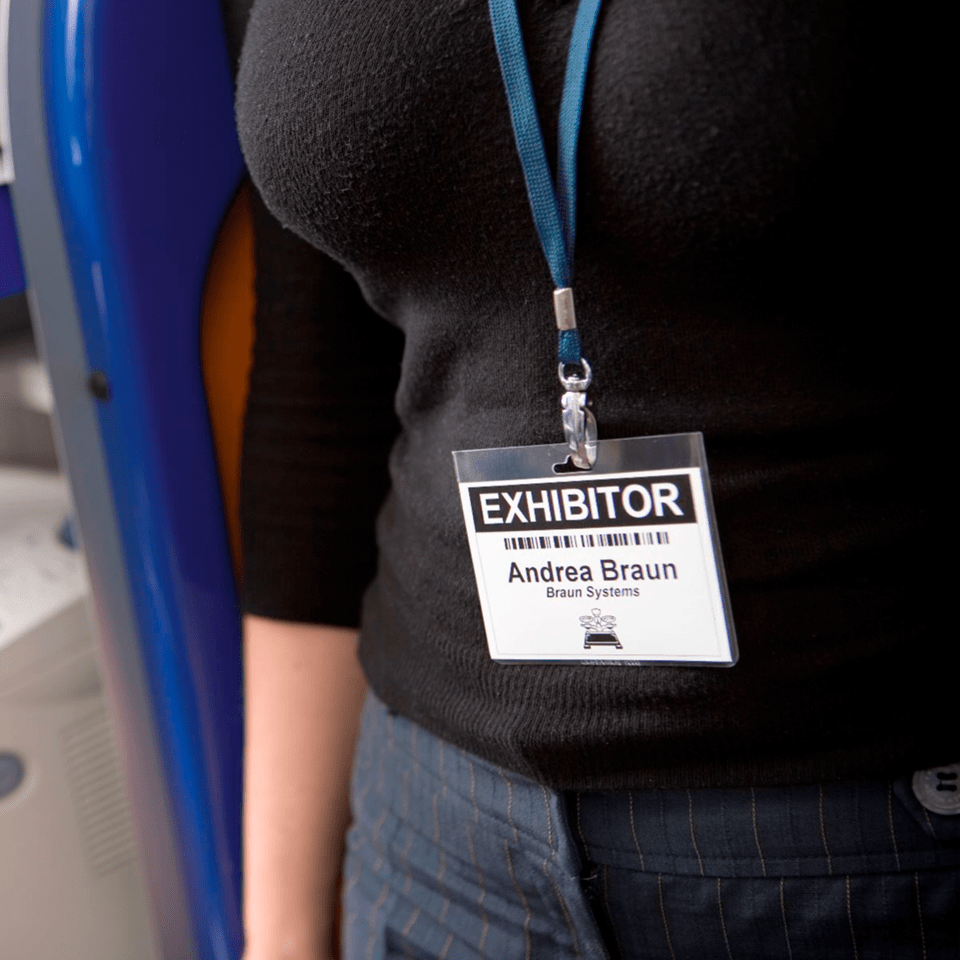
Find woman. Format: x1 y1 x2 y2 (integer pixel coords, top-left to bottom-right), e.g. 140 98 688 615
233 0 957 956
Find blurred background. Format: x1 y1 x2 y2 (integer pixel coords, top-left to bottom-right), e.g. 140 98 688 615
2 1 254 956
0 292 158 957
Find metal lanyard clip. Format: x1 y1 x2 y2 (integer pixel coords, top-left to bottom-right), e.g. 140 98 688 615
559 359 597 469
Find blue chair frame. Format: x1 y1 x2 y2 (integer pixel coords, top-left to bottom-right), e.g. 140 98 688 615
8 0 246 956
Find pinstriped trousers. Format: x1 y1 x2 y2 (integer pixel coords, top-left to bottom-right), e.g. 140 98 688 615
342 693 959 960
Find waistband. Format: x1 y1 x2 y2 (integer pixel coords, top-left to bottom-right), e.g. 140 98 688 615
356 693 959 879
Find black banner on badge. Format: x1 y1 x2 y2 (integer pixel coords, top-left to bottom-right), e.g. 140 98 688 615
468 473 697 532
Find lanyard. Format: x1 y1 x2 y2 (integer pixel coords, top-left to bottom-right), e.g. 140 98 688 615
488 0 604 367
488 0 604 467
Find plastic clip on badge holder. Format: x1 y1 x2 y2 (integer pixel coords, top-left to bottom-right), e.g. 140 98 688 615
453 0 737 665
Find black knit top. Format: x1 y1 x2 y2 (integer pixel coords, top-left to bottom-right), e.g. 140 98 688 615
234 0 947 788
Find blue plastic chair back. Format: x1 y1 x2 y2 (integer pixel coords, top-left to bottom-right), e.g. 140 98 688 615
7 0 246 956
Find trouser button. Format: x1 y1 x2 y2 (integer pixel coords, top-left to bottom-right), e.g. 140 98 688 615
912 762 960 814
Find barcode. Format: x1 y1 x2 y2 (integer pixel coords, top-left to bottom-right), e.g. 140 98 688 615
502 531 670 551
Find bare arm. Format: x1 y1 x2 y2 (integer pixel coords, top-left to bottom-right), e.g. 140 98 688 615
242 615 367 960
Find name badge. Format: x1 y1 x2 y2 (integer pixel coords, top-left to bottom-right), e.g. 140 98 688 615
453 433 737 664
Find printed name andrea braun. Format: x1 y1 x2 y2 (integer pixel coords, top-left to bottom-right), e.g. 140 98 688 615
508 559 678 584
469 474 696 531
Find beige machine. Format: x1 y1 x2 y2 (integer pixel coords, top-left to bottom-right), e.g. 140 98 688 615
0 349 160 958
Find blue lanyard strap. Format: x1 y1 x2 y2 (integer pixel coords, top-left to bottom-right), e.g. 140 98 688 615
488 0 604 366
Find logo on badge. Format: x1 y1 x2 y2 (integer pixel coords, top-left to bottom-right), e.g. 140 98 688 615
580 608 622 650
